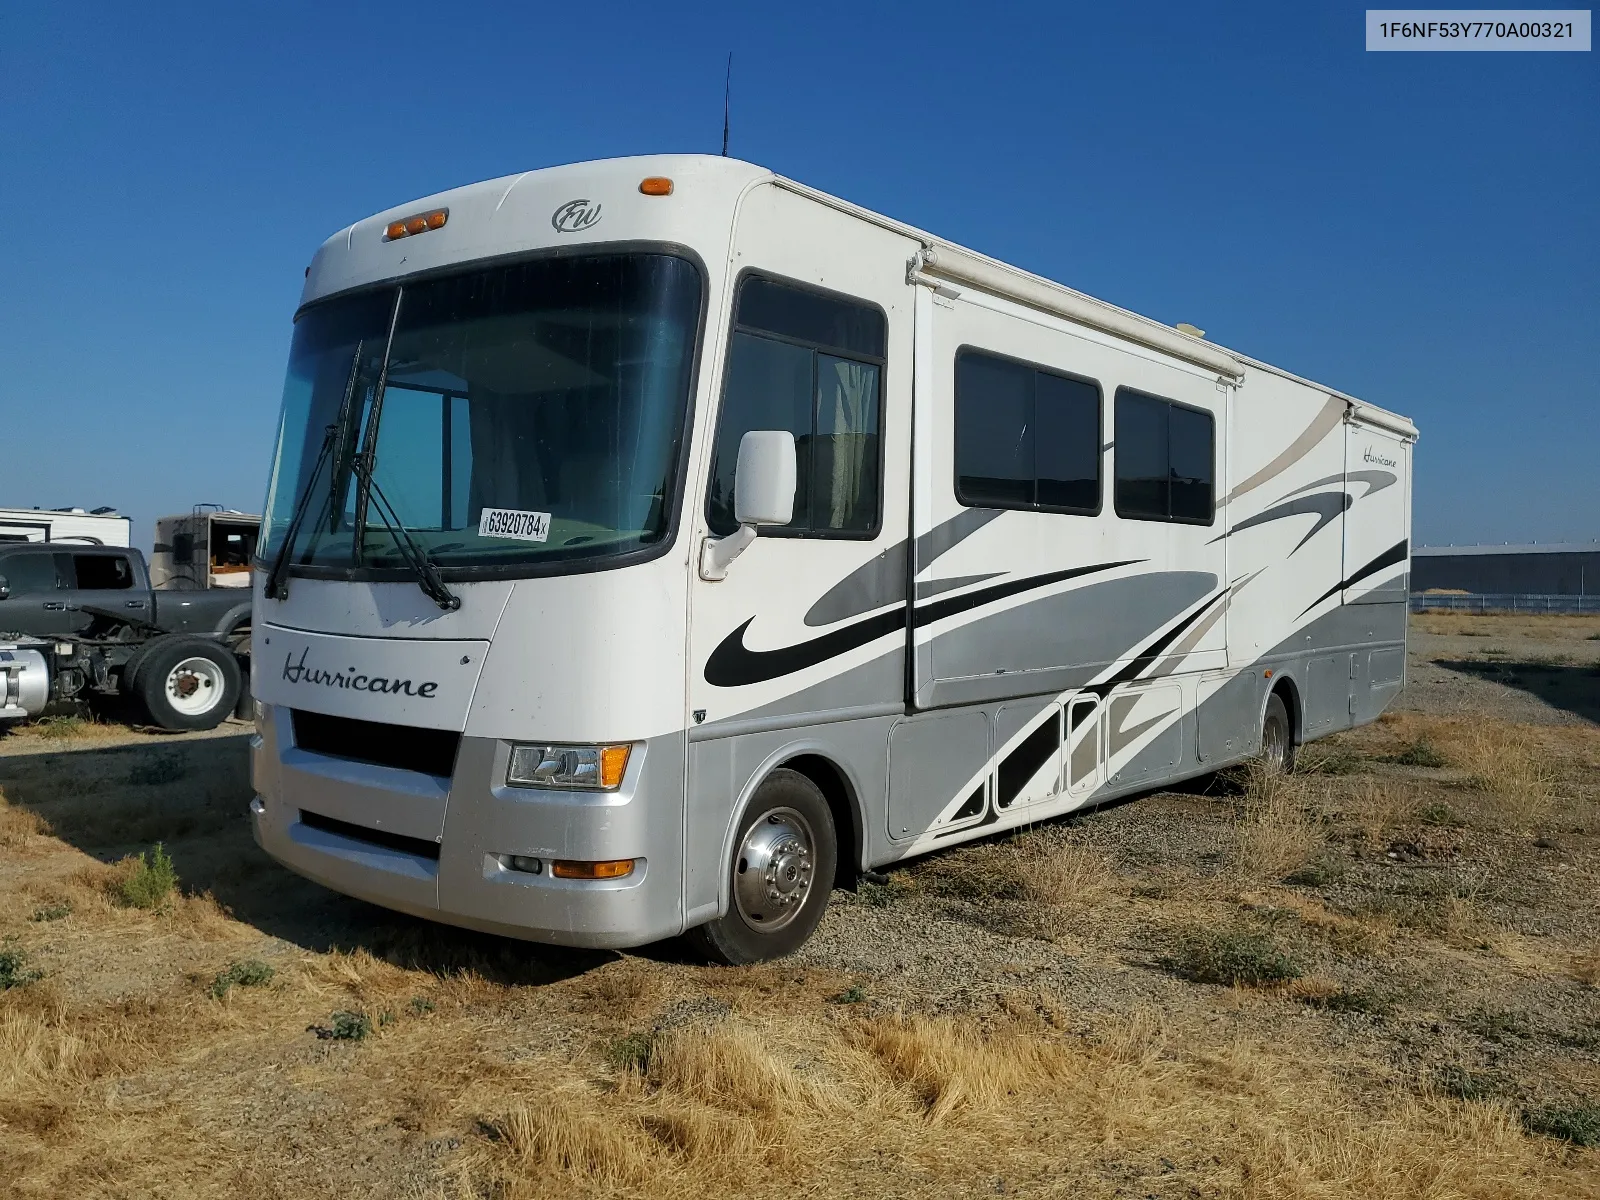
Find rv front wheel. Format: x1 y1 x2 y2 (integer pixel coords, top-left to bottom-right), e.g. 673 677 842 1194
690 768 837 965
1261 692 1296 774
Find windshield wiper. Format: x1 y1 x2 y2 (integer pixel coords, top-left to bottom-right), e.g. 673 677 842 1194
264 335 371 599
349 458 461 611
263 423 337 602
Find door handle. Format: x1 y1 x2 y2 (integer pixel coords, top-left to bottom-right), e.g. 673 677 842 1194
125 601 147 609
43 602 65 610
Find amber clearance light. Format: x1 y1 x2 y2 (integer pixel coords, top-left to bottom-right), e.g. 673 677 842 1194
551 859 636 880
384 208 449 241
638 176 674 196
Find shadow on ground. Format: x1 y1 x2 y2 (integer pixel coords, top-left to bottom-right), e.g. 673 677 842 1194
0 734 615 986
1433 659 1600 724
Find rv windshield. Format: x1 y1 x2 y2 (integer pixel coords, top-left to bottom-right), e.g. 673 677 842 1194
260 252 702 576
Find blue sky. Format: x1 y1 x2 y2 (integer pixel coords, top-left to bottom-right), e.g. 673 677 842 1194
3 1 1595 550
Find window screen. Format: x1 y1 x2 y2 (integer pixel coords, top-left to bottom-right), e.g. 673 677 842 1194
72 554 134 590
1113 389 1214 524
706 276 885 537
955 349 1100 513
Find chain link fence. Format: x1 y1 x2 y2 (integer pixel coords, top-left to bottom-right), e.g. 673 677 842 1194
1411 593 1600 614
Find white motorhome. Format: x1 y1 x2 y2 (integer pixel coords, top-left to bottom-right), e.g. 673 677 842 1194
0 506 131 546
251 156 1415 963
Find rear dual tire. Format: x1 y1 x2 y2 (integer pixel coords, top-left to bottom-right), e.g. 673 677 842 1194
128 637 243 732
688 768 837 966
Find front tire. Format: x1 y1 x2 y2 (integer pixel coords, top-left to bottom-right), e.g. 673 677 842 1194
1261 691 1297 774
136 637 243 731
688 768 837 965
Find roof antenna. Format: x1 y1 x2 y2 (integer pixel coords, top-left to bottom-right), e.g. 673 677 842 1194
721 52 732 157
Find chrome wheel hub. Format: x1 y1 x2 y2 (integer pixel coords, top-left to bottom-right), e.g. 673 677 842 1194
732 806 816 932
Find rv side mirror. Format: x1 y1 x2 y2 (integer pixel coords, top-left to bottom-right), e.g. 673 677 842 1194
699 430 797 581
0 575 8 601
732 429 797 527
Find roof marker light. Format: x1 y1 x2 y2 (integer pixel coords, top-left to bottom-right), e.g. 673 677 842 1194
384 208 449 241
639 177 674 196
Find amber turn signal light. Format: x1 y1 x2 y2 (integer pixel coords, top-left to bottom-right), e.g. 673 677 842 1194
551 859 636 880
638 177 674 196
384 208 449 241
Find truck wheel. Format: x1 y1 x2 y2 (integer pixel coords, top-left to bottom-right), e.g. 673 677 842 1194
136 638 242 731
1261 692 1297 774
688 768 836 965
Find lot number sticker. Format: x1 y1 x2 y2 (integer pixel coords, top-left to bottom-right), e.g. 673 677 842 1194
478 508 551 542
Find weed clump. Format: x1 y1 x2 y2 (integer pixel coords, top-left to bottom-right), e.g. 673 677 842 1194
1298 987 1390 1016
410 995 435 1015
210 959 275 999
605 1031 655 1073
30 902 72 922
1417 802 1462 827
1387 738 1446 768
0 944 42 989
830 984 867 1005
34 715 92 740
1161 927 1302 987
118 843 177 909
1436 1063 1498 1101
857 876 912 908
1522 1103 1600 1147
309 1010 373 1041
1283 855 1345 888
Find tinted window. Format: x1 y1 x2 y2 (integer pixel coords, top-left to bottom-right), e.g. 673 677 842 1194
1 553 60 594
1113 389 1214 524
707 276 884 537
73 554 134 590
955 350 1100 514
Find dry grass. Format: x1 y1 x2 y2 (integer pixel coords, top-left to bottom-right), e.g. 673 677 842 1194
912 827 1120 941
1233 762 1323 880
1412 611 1600 641
1368 714 1572 832
0 792 50 851
1 647 1597 1197
451 1003 1586 1199
1448 723 1558 829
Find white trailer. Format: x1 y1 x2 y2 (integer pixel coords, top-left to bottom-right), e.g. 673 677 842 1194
250 156 1415 963
0 507 131 546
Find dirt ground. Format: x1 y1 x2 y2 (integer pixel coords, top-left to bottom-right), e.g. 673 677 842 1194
1 611 1597 1198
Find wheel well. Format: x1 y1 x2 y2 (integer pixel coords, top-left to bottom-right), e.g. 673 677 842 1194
779 753 862 890
1271 677 1303 745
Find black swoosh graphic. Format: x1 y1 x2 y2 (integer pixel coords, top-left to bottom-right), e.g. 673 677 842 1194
1298 539 1409 617
1087 586 1234 698
705 559 1142 688
1210 490 1351 554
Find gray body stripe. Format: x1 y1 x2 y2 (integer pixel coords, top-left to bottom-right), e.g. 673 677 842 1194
916 572 1004 600
804 510 1002 627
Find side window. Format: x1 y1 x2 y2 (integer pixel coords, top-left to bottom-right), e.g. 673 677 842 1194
1113 388 1215 524
955 349 1101 513
2 553 60 593
706 275 886 537
72 554 134 590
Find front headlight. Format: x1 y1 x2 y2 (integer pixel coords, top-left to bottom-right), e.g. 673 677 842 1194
506 743 632 791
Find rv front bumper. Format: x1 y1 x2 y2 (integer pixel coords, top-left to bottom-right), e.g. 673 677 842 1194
249 705 687 949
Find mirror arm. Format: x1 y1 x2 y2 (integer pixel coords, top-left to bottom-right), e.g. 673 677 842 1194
698 523 757 582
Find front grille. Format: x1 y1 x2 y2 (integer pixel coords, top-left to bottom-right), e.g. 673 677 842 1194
299 809 442 860
290 709 461 778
